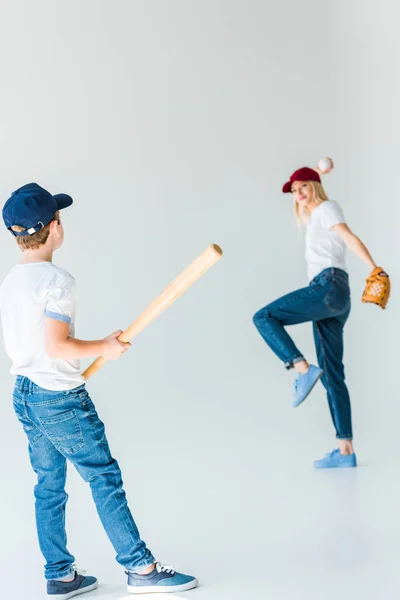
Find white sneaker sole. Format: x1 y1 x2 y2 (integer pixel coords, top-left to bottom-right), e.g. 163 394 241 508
127 578 198 594
47 581 98 600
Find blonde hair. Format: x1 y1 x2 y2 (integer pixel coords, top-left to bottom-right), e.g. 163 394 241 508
10 212 60 251
294 181 329 227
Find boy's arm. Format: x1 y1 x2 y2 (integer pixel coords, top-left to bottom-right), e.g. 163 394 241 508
44 318 130 360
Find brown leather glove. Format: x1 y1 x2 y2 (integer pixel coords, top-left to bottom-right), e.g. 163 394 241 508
362 267 390 309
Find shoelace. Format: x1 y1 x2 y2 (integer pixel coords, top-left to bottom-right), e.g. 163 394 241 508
126 562 176 577
156 562 176 575
72 564 87 577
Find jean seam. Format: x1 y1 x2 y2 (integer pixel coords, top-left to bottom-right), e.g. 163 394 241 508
81 398 107 445
26 397 74 407
315 324 352 439
315 324 334 422
14 397 43 447
61 461 67 550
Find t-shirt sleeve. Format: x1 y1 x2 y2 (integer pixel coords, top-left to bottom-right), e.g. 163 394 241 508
44 277 76 324
321 201 345 230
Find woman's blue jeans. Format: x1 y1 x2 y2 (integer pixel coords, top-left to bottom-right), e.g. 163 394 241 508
253 268 353 440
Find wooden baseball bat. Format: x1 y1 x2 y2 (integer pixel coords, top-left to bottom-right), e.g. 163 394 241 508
82 243 223 380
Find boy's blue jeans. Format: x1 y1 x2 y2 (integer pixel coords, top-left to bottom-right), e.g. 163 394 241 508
253 268 353 440
13 376 155 580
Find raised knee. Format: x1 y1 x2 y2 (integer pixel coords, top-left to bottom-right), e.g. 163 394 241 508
253 307 273 329
252 311 261 328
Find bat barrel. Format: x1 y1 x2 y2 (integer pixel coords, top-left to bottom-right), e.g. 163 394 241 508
82 244 222 380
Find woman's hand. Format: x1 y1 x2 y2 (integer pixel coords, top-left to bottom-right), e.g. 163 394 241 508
314 158 335 175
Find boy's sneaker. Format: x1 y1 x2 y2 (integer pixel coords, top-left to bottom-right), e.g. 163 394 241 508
292 364 323 407
314 449 357 469
127 562 198 594
47 571 98 599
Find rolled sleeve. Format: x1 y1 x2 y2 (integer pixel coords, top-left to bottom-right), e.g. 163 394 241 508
321 201 345 230
45 277 76 324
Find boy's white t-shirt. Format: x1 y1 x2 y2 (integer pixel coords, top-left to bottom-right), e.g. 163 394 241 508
305 200 347 281
0 262 84 391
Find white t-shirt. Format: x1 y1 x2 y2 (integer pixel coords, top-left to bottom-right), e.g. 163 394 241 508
0 262 84 391
305 200 347 281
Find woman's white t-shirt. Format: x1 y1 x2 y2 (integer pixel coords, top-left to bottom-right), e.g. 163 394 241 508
305 200 347 281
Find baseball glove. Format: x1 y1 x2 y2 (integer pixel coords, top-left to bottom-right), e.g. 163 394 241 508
362 267 390 309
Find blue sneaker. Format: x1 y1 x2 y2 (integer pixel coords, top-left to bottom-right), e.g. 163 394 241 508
314 449 357 469
292 365 323 407
47 571 98 599
127 562 198 594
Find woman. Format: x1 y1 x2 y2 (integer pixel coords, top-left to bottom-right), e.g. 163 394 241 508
253 161 386 468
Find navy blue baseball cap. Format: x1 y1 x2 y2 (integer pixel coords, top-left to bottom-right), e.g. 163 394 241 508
2 183 73 237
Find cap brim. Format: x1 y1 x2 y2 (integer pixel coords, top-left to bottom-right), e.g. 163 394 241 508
282 182 292 193
53 193 73 210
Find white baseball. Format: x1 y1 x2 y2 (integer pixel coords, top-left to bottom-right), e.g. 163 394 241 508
318 157 333 172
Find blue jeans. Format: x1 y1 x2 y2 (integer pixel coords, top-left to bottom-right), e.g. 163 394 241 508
13 376 155 580
253 268 353 440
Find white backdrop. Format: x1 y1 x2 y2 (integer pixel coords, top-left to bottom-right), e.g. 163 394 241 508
0 2 398 598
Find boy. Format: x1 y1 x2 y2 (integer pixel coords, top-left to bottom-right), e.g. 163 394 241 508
0 183 198 598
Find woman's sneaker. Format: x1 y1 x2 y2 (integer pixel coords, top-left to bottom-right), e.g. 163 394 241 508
292 364 323 407
314 449 357 469
47 571 98 599
127 562 198 594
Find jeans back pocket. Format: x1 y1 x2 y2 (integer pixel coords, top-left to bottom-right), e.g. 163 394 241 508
326 277 351 313
39 409 85 455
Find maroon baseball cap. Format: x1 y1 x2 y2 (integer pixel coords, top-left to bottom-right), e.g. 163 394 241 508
282 167 321 193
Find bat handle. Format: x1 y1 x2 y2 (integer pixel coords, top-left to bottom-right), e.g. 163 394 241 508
82 356 108 381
